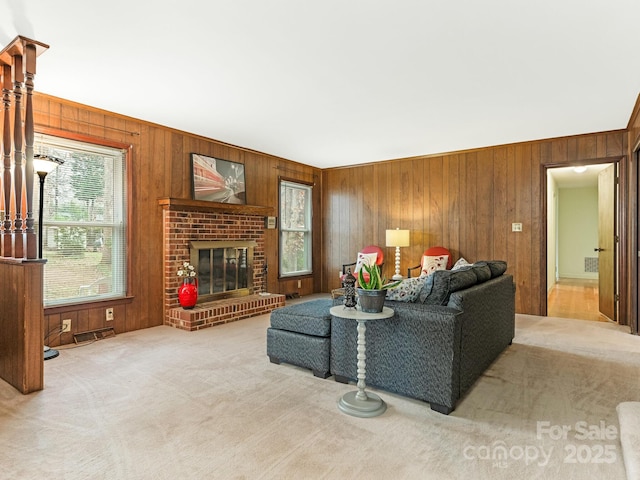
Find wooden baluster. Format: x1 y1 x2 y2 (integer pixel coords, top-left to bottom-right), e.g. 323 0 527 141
0 148 2 257
12 53 24 258
1 63 11 257
24 44 36 259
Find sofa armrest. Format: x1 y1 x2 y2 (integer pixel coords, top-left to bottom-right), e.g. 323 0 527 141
448 274 515 395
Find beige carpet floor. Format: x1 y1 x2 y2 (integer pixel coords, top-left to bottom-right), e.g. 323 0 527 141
1 300 639 479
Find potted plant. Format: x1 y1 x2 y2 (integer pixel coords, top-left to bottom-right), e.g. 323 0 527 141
356 264 401 313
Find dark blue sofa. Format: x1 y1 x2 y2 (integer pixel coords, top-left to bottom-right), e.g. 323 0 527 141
330 264 515 414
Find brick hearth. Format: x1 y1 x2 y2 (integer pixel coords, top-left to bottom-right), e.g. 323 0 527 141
160 198 283 331
167 293 285 331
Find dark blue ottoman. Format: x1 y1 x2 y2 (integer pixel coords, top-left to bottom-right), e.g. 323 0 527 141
267 299 333 378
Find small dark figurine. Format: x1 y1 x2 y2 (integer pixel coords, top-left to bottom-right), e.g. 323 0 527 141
343 268 357 309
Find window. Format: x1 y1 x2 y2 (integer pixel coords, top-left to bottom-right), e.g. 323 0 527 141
36 134 127 306
279 180 312 277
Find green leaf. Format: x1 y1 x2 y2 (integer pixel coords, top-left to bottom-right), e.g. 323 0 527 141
382 280 402 289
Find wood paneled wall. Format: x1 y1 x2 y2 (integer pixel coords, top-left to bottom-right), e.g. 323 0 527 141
32 93 321 345
0 258 44 393
321 131 627 316
7 91 636 349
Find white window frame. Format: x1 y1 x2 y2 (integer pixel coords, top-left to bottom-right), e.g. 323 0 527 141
36 133 128 306
279 179 313 277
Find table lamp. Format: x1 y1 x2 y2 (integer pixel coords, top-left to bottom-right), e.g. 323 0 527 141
386 228 410 281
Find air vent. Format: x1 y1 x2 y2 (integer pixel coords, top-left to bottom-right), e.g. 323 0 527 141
585 257 598 273
73 327 115 345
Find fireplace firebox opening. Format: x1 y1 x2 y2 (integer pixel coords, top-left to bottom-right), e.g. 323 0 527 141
190 241 257 303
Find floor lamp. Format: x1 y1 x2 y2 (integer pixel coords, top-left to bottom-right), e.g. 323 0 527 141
386 228 410 281
33 154 65 361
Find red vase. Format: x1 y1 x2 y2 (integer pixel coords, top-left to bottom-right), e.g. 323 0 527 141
178 278 198 309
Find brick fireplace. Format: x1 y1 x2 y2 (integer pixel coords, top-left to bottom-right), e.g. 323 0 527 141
160 198 284 331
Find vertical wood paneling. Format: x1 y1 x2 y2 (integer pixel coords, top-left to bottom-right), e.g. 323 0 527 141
132 123 150 332
577 135 597 160
492 147 508 260
476 149 493 260
458 153 473 259
552 138 568 163
567 137 578 162
606 132 624 157
350 165 363 255
504 145 517 284
407 158 423 268
377 163 392 274
337 169 351 273
421 158 430 247
514 144 532 313
530 143 543 313
0 260 44 393
30 93 319 344
447 155 461 256
396 160 413 275
20 94 633 331
428 156 444 248
596 134 608 158
468 152 479 260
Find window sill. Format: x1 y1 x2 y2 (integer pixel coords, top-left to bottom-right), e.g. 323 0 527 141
278 273 314 281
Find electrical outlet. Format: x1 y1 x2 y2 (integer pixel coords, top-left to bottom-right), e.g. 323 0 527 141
62 319 71 333
106 308 114 321
512 223 523 232
297 280 301 288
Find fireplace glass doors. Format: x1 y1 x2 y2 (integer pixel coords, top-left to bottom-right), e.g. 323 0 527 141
190 241 256 302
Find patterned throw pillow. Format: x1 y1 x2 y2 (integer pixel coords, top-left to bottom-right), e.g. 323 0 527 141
385 276 427 303
354 252 378 273
452 257 470 270
419 255 449 277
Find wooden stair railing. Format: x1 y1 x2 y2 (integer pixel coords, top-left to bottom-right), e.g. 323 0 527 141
0 35 48 259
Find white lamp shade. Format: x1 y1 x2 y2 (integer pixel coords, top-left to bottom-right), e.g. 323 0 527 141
33 154 64 174
386 228 410 247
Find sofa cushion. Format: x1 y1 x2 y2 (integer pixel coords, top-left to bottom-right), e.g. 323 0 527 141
471 262 492 283
477 260 507 278
386 276 427 302
449 267 479 293
419 268 477 305
270 299 333 337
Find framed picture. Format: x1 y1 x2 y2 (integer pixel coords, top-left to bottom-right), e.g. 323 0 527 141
190 153 246 204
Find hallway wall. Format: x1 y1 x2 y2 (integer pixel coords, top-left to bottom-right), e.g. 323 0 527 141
557 186 599 279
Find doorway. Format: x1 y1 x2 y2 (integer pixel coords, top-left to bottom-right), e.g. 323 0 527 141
546 162 616 322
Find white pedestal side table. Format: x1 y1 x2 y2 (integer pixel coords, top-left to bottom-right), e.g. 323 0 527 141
329 305 395 418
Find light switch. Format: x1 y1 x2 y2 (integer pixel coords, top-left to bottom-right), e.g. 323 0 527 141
512 223 523 232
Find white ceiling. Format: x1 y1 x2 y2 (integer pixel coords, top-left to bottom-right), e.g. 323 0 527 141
2 1 640 169
548 163 611 189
